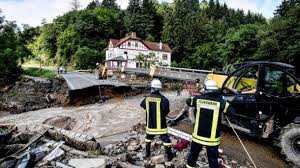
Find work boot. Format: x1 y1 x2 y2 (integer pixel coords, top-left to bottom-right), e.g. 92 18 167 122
165 146 176 161
145 142 151 158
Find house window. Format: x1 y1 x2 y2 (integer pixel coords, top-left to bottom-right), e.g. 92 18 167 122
109 53 112 58
162 54 168 60
135 42 138 48
128 42 131 47
124 51 128 55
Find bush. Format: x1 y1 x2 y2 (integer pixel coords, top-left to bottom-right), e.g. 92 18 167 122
23 67 56 78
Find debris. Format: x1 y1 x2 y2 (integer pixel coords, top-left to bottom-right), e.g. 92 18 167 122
68 158 107 168
0 77 68 113
118 162 144 168
56 162 74 168
127 141 141 151
150 154 165 164
0 159 16 168
0 128 48 162
155 164 165 168
175 138 189 151
164 161 174 168
43 116 75 130
44 125 100 151
2 85 13 92
17 149 34 168
41 141 65 163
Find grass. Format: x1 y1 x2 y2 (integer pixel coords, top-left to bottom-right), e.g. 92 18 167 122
23 67 56 78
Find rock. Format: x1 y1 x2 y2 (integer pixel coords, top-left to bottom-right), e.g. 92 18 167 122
170 137 177 146
165 161 174 168
68 158 107 168
118 153 128 162
155 164 165 168
132 160 144 166
46 94 57 103
127 141 141 151
42 116 75 130
118 162 144 168
231 160 238 164
150 154 165 164
8 101 23 109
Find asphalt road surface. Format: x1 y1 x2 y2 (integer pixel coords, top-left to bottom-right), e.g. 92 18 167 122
59 71 128 90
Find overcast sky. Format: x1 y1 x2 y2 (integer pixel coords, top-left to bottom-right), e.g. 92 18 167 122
0 0 282 27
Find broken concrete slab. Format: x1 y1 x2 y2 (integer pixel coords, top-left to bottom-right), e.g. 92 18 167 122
68 158 107 168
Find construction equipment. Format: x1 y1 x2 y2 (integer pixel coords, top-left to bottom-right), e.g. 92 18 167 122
95 64 108 80
168 61 300 167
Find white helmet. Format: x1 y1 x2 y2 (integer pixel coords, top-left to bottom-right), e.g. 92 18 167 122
151 79 162 89
96 63 100 66
205 79 218 91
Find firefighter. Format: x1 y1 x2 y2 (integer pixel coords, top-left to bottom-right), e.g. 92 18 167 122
185 79 231 168
140 79 175 161
194 78 201 92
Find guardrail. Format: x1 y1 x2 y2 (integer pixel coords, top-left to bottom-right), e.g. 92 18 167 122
157 66 213 74
125 67 210 82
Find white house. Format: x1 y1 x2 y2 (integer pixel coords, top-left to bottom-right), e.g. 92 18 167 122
105 32 172 69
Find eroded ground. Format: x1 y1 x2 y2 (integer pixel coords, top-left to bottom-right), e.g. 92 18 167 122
0 91 188 139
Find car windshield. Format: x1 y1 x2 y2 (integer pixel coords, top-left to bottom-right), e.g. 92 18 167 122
223 66 258 92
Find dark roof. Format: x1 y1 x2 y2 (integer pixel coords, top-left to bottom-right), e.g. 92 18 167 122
106 56 127 62
109 33 171 52
143 41 171 52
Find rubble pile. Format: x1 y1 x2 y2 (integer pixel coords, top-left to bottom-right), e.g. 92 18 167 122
103 124 255 168
0 122 256 168
0 77 68 114
0 124 103 168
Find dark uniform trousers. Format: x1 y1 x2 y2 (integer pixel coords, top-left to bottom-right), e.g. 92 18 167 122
141 91 173 158
186 94 230 168
145 134 171 146
187 142 219 168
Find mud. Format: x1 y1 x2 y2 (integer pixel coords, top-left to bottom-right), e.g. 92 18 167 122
172 120 288 168
0 91 189 139
0 111 10 118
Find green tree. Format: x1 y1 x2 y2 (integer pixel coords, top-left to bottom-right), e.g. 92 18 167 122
101 0 119 10
0 13 29 84
86 0 100 10
218 24 260 66
141 0 163 40
73 47 101 69
124 0 143 34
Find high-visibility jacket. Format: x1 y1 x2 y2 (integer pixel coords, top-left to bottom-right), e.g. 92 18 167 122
186 93 230 146
140 91 170 135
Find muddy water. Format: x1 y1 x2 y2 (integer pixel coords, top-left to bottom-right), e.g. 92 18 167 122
0 91 189 138
221 131 288 168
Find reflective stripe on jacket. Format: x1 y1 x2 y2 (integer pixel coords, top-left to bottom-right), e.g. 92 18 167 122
140 92 170 135
187 93 230 146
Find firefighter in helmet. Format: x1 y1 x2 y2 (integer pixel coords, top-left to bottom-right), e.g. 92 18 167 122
185 79 232 168
140 79 175 161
